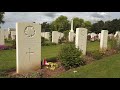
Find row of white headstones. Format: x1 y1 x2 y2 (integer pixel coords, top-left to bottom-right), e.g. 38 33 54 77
0 22 119 74
0 28 16 45
0 28 115 45
0 29 115 46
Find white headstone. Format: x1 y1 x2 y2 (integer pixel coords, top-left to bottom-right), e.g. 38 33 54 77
52 31 59 44
45 32 50 40
109 34 114 39
59 32 64 39
41 32 45 37
98 33 101 40
69 32 75 42
4 30 10 39
91 33 95 41
16 22 41 73
0 29 4 45
11 31 16 40
88 33 91 36
75 28 87 55
115 31 120 46
114 31 119 38
100 30 108 50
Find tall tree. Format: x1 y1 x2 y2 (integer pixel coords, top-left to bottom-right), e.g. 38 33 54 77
109 19 120 33
73 18 84 32
103 19 120 33
83 21 92 32
0 12 5 28
51 15 70 32
41 22 51 32
90 20 104 33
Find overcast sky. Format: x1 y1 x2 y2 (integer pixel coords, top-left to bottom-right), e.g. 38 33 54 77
1 12 120 29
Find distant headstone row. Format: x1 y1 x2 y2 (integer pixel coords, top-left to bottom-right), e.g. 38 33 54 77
8 28 16 40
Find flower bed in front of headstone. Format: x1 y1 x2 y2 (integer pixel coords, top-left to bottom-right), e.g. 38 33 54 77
7 59 65 78
6 56 64 78
41 60 65 78
0 44 16 51
0 45 8 50
42 57 59 70
83 49 119 65
8 71 43 78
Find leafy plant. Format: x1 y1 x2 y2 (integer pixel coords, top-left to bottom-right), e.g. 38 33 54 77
58 38 62 44
87 35 91 41
91 50 103 60
63 30 69 42
58 43 82 69
109 37 117 49
11 39 16 49
41 36 50 46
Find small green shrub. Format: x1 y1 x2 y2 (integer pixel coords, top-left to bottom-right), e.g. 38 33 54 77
5 38 12 43
50 42 57 45
43 42 50 46
11 39 16 49
65 41 74 45
58 43 82 69
58 38 62 44
87 35 91 41
109 37 118 50
41 37 46 46
91 50 103 60
42 42 57 46
41 37 51 46
5 39 7 42
63 30 69 42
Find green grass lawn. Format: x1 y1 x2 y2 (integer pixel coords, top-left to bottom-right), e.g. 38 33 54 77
0 49 16 78
0 40 113 78
87 41 100 52
0 44 62 77
87 40 111 52
41 45 62 60
55 53 120 78
41 41 105 60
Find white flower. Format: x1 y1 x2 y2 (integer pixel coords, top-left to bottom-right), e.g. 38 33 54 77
73 71 77 73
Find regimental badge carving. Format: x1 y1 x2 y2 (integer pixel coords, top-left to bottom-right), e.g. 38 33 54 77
24 26 35 37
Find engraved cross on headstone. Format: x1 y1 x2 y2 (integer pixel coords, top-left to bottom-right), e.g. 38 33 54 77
26 48 34 61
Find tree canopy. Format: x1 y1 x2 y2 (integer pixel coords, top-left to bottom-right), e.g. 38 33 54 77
50 15 70 32
0 12 5 28
41 15 120 34
91 19 120 33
